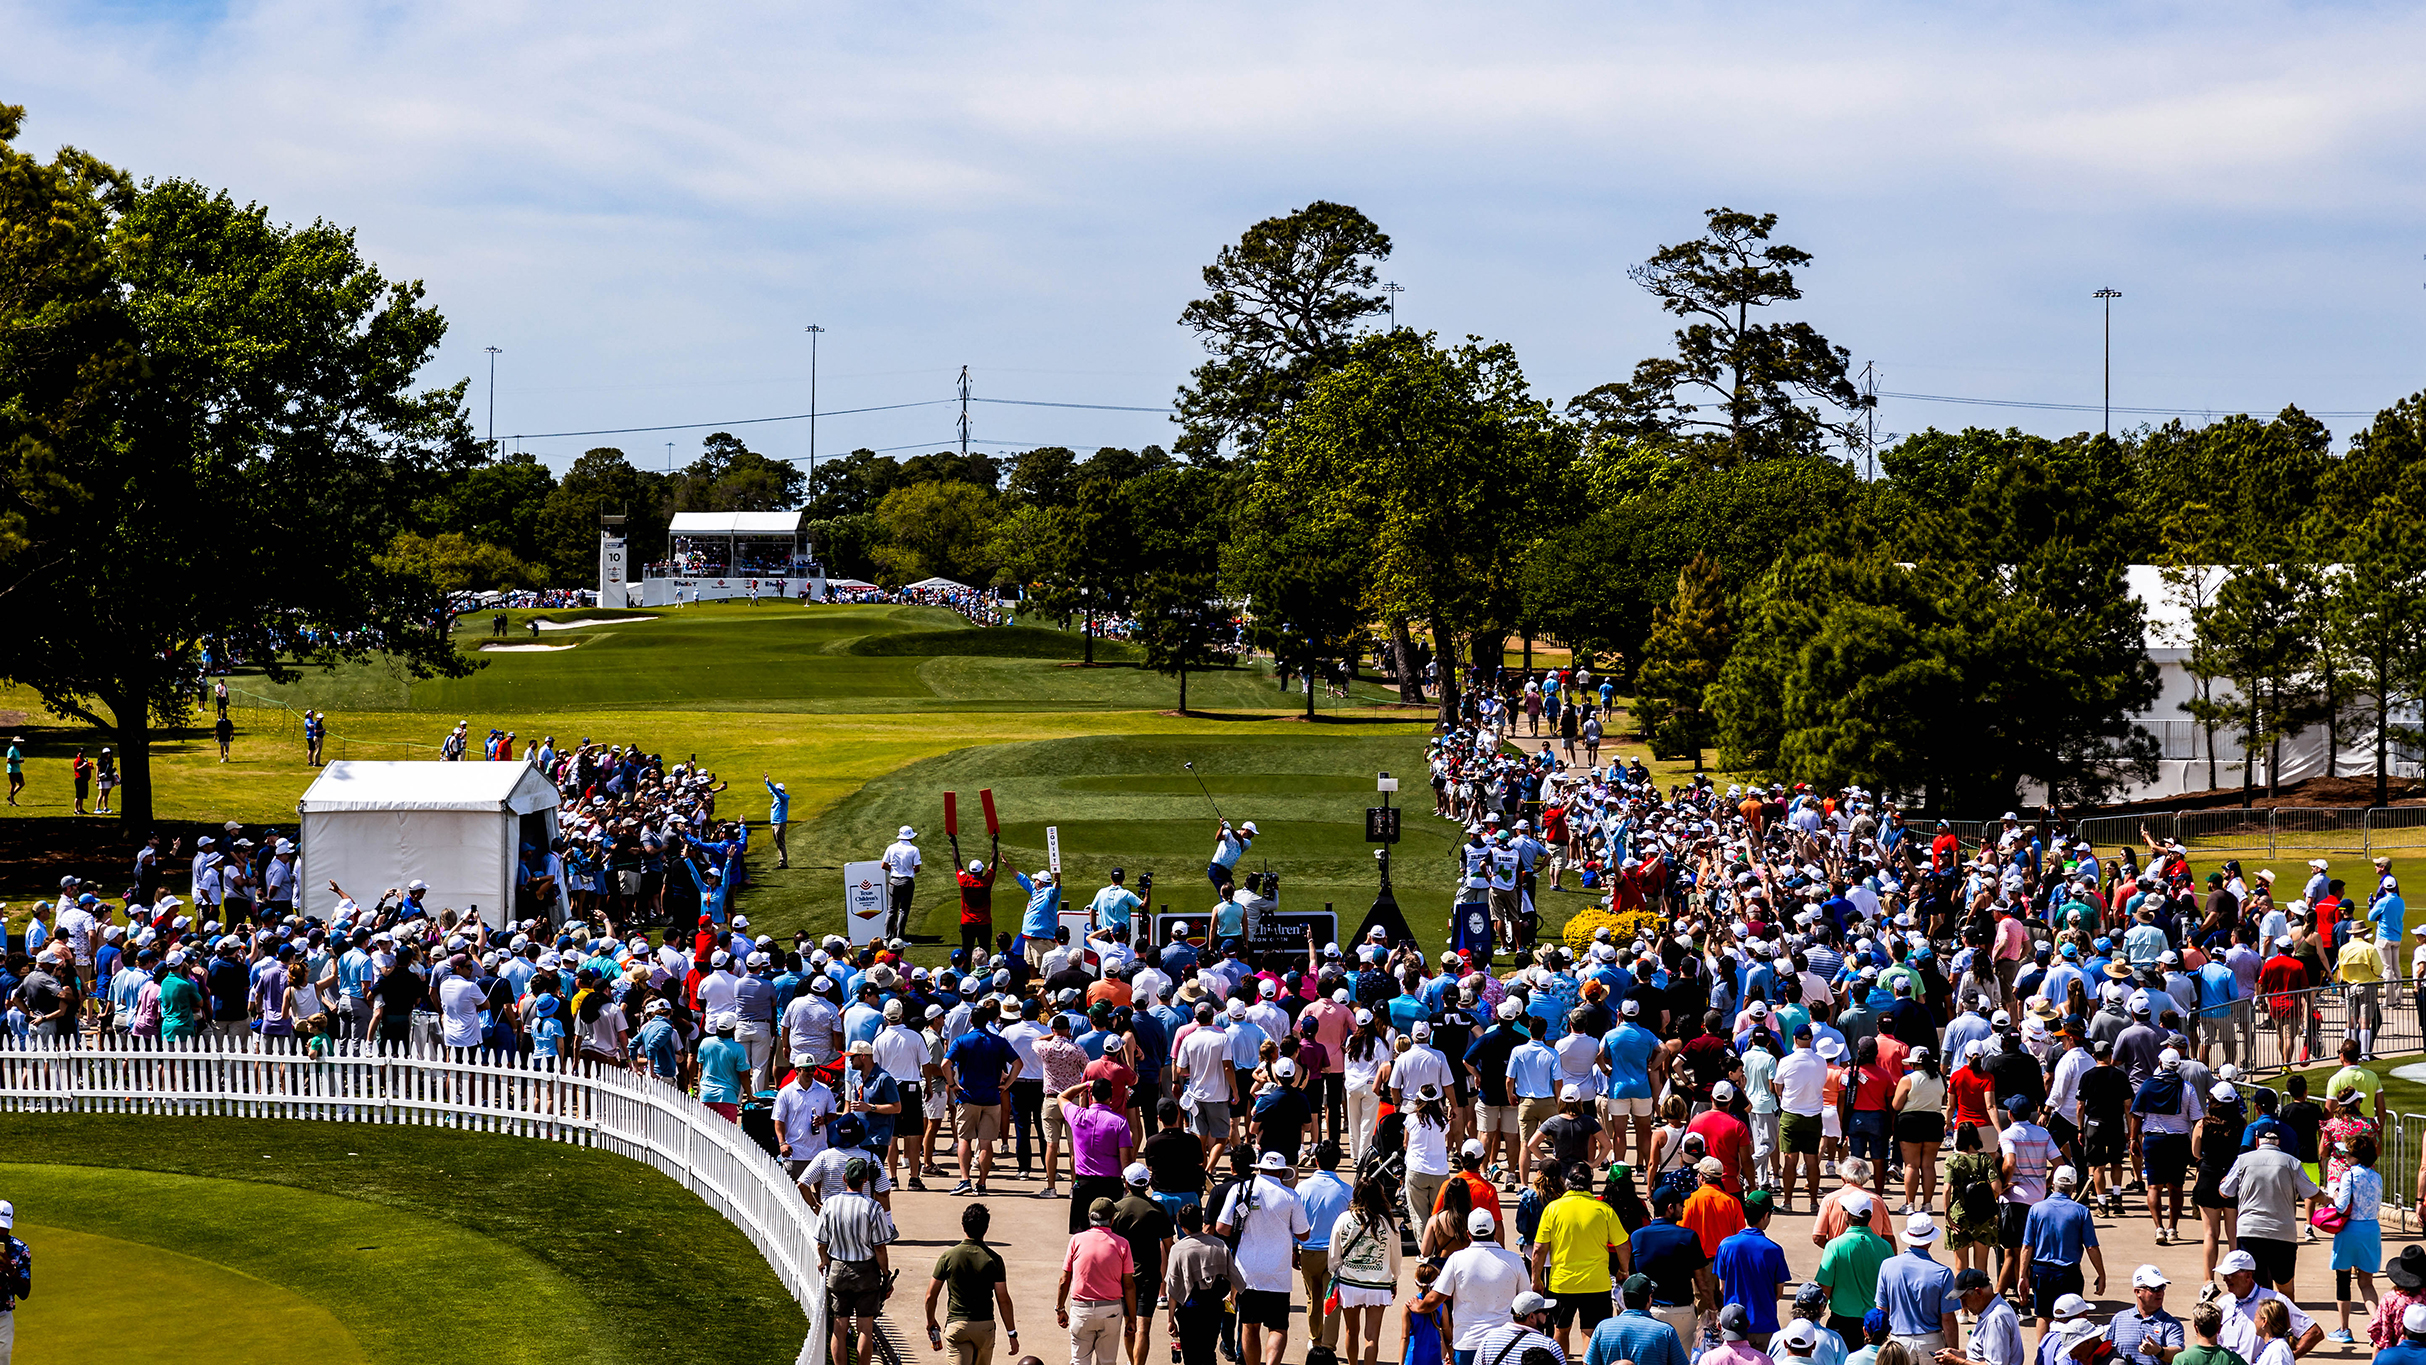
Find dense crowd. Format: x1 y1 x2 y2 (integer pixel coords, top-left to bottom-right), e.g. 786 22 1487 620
12 675 2426 1365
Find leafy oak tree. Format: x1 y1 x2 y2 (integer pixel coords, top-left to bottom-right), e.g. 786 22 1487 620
0 111 474 820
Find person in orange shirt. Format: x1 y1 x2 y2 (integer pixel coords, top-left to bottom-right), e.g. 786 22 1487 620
1680 1155 1747 1256
1435 1137 1506 1240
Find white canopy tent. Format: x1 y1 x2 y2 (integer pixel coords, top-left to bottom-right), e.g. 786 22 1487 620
298 761 559 928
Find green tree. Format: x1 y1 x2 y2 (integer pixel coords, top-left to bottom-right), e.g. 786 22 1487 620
1173 201 1392 464
2189 564 2308 806
1129 466 1232 713
2336 496 2426 805
870 481 1000 586
415 450 556 562
1570 208 1871 465
805 448 895 518
378 531 547 593
670 431 804 512
1635 553 1731 763
802 512 881 582
537 447 667 583
1244 330 1571 726
1001 446 1079 508
1226 518 1368 721
0 128 473 821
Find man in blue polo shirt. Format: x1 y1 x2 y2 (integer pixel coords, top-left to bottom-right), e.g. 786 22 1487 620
1872 1210 1959 1352
1587 1274 1691 1365
2016 1166 2104 1337
1714 1190 1792 1346
1627 1187 1709 1347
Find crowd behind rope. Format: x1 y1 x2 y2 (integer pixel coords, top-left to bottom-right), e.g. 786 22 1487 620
15 702 2426 1365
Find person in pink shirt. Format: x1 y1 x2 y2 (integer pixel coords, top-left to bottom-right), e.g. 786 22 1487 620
1057 1196 1137 1365
1700 1303 1771 1365
1304 982 1355 1146
1994 908 2031 1009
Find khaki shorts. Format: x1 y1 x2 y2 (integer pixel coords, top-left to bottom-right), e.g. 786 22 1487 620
1476 1103 1521 1135
1602 1095 1652 1120
957 1103 1003 1143
1518 1096 1559 1147
1044 1099 1070 1142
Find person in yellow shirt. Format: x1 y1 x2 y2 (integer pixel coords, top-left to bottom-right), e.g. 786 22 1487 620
1529 1160 1630 1354
2336 934 2387 1062
2326 1038 2382 1121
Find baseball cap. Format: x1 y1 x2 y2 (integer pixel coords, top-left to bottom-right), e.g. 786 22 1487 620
1781 1323 1819 1353
2051 1293 2092 1322
1123 1162 1152 1187
1467 1207 1496 1236
2217 1250 2257 1275
1711 1080 1737 1103
1510 1291 1551 1319
2131 1264 2169 1289
1954 1267 1991 1290
1461 1138 1486 1160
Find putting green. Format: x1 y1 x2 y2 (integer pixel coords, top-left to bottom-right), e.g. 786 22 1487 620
16 1222 368 1365
0 1163 610 1364
0 1116 805 1364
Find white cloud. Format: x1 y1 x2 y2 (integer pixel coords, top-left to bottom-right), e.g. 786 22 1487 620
4 0 2424 464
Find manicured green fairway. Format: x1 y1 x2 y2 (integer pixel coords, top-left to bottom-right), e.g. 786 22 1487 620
765 729 1452 946
0 1115 804 1365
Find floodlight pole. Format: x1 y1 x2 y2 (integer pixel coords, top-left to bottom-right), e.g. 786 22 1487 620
804 324 825 484
483 346 502 457
2093 289 2122 437
1381 282 1403 331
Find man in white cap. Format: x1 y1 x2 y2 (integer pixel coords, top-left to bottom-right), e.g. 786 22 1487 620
1416 1207 1530 1364
1471 1290 1561 1365
1874 1210 1958 1353
2101 1266 2182 1365
1208 819 1253 896
882 824 922 940
2130 1047 2203 1245
1214 1149 1310 1365
2015 1166 2104 1344
2213 1247 2321 1359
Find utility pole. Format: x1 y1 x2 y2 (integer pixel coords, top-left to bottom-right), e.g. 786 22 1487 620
804 324 825 484
483 346 502 457
1857 361 1879 480
2093 288 2122 437
957 365 971 457
1381 281 1403 331
665 441 674 472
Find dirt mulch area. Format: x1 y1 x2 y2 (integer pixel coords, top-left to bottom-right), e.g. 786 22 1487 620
2088 772 2426 817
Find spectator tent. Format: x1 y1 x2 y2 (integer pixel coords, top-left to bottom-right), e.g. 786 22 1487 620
298 761 559 928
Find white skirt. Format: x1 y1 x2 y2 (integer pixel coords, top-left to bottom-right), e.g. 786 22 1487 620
1336 1284 1396 1308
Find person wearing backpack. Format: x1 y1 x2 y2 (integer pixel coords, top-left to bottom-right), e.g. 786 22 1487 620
1944 1123 2002 1278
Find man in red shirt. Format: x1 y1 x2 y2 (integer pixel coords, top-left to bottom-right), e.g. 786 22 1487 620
949 830 1000 959
1931 821 1961 874
1686 1081 1754 1194
2257 936 2311 1065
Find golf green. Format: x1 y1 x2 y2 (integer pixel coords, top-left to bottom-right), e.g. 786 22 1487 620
0 1116 805 1365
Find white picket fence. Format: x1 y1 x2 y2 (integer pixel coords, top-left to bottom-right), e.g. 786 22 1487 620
0 1033 826 1365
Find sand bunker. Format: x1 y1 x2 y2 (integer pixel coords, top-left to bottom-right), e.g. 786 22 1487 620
480 642 578 652
534 615 653 630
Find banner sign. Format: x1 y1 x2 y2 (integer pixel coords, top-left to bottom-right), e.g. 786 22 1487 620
843 860 887 945
1046 825 1062 875
1151 909 1338 966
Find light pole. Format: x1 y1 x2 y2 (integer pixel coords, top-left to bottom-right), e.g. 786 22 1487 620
1381 282 1403 331
483 346 502 457
804 324 825 483
2092 288 2122 437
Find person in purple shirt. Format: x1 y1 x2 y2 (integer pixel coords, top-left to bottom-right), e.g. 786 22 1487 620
1059 1077 1137 1236
1713 1190 1792 1344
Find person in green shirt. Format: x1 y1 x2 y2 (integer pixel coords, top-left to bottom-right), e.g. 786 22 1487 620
1814 1192 1894 1341
926 1202 1020 1365
2177 1300 2248 1365
2325 1038 2380 1122
157 954 206 1041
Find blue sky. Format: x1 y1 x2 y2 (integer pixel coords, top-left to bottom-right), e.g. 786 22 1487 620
6 0 2423 472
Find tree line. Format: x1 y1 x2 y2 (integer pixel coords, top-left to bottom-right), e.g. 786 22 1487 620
9 95 2424 821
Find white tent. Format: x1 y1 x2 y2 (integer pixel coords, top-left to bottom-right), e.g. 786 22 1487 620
903 576 971 591
299 761 559 927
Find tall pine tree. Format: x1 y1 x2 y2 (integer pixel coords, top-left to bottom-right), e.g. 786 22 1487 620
1635 554 1731 764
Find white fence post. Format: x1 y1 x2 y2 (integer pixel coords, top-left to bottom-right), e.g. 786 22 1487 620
0 1033 821 1363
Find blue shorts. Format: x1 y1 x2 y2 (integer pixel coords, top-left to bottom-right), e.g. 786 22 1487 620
1151 1190 1201 1220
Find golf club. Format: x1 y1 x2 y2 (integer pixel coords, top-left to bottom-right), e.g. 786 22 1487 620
1183 761 1226 823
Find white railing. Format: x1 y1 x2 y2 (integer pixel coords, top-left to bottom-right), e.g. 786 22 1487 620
0 1033 825 1365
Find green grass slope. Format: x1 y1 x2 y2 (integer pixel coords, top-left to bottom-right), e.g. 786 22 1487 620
0 1115 804 1365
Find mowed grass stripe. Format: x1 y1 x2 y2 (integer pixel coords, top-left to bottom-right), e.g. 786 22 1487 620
0 1116 805 1365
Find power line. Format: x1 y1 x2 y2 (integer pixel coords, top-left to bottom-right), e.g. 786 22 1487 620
969 397 1173 413
509 399 950 440
1880 390 2376 419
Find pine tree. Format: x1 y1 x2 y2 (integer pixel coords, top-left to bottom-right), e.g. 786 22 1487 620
1636 553 1732 764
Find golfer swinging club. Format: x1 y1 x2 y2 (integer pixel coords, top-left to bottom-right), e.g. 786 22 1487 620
1208 819 1257 896
884 824 921 939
